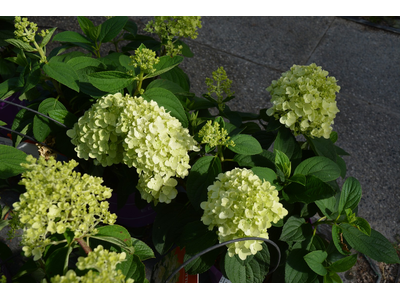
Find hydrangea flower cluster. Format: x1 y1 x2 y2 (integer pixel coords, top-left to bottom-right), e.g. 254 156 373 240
266 63 340 139
205 66 235 104
13 155 116 261
145 16 202 56
198 120 235 148
67 93 199 204
201 168 288 260
51 245 134 283
14 16 49 43
129 46 160 75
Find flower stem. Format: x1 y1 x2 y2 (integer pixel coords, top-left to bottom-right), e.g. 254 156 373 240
76 238 92 254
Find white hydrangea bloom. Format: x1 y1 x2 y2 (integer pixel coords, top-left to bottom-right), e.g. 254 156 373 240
200 168 288 260
68 93 199 204
266 63 340 139
51 245 134 283
13 156 116 261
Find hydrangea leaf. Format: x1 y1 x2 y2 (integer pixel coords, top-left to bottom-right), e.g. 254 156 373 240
43 61 80 92
338 177 362 215
186 156 222 210
98 16 128 43
327 254 358 273
303 250 328 276
143 87 188 128
116 253 146 283
87 71 133 93
228 134 263 155
340 224 400 264
224 243 270 283
0 145 27 179
294 156 341 182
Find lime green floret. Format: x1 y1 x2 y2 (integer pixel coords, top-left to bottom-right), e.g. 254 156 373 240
198 120 235 148
145 16 202 56
13 156 116 261
201 168 288 260
266 63 340 139
51 245 134 283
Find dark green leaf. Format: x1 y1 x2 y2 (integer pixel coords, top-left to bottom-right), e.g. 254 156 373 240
186 156 222 210
77 16 98 41
0 145 27 179
340 224 400 264
303 250 328 276
338 177 362 215
228 134 263 155
336 155 347 178
328 254 358 273
294 156 341 182
116 253 146 282
39 27 57 47
52 31 92 44
142 87 188 128
87 71 133 93
99 16 128 43
233 149 275 169
95 225 132 247
306 136 337 162
323 272 342 283
285 248 317 283
224 243 270 283
45 246 71 278
280 216 309 243
251 167 282 190
145 55 184 79
131 237 155 261
159 66 190 91
124 19 138 36
33 98 66 142
274 126 302 165
283 175 335 204
4 38 35 51
66 56 105 71
315 195 339 219
48 110 78 129
43 61 80 92
331 224 352 255
274 149 291 178
352 217 371 236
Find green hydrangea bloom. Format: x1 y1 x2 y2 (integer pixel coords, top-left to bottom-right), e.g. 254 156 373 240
51 245 134 283
266 63 340 139
201 168 288 260
145 16 202 56
198 120 235 148
205 66 234 109
14 16 49 43
67 93 199 204
129 46 160 75
13 156 116 261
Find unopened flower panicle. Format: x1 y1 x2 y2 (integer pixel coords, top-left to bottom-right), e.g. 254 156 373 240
14 16 49 42
51 245 134 283
13 156 116 260
201 168 288 260
145 16 202 56
198 120 235 148
205 66 234 105
129 45 160 75
266 63 340 139
67 93 199 205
